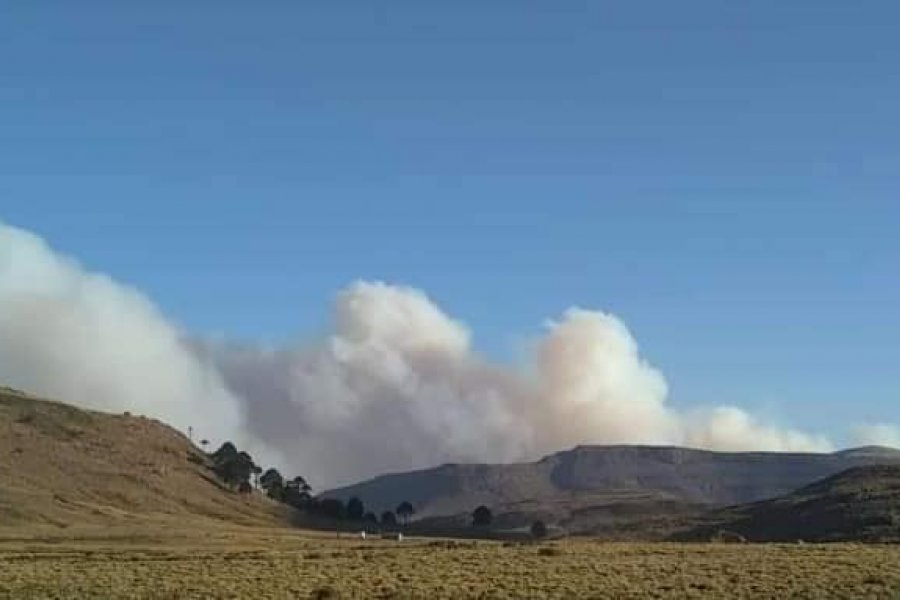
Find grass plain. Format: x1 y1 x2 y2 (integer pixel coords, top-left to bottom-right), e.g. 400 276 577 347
1 524 898 599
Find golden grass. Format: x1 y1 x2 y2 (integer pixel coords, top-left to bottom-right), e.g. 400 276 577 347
0 388 288 529
1 525 898 599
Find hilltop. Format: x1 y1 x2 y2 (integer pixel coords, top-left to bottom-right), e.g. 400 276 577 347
0 386 287 529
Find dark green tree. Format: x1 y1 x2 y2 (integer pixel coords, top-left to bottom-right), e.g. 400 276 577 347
284 476 312 509
211 441 237 461
211 443 256 489
318 498 345 520
230 451 257 486
472 505 492 527
346 497 365 521
259 468 285 501
396 501 415 525
380 511 397 528
530 520 548 539
292 475 312 494
363 512 378 525
259 468 284 491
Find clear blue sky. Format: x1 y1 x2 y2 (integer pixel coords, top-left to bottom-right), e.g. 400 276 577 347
1 2 898 442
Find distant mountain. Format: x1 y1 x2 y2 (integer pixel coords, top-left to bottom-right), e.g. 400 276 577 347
674 464 900 542
0 386 286 528
323 444 900 522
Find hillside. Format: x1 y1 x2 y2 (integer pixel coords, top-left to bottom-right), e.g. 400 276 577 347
674 464 900 542
0 386 287 529
5 383 898 543
323 444 900 525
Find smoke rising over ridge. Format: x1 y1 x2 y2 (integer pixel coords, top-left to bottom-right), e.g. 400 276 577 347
1 221 891 488
0 224 243 440
852 424 900 449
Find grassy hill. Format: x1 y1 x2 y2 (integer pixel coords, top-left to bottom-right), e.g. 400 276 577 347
4 384 898 545
674 464 900 542
0 386 287 529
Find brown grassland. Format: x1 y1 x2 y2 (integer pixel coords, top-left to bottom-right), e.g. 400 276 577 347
1 523 898 599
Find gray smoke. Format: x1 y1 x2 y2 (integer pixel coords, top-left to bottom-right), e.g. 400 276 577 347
199 282 832 486
2 221 882 490
0 222 274 461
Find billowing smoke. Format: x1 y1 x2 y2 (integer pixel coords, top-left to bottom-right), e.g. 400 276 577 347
852 424 900 449
0 223 264 456
201 282 832 486
0 221 874 490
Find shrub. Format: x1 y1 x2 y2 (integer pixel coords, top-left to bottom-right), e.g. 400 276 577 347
309 586 341 599
472 505 492 527
531 520 548 539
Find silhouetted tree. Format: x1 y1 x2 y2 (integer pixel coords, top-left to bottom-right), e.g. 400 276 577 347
363 512 378 526
291 475 312 494
380 511 397 528
266 483 285 502
238 481 253 495
232 451 257 486
211 443 257 489
200 439 209 450
259 468 285 501
530 520 548 539
252 465 263 488
318 498 345 520
472 505 492 527
346 497 365 521
284 476 312 509
396 501 415 525
260 468 283 490
211 441 237 461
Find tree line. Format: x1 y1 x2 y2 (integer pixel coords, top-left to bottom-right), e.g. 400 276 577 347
208 440 548 538
208 441 415 528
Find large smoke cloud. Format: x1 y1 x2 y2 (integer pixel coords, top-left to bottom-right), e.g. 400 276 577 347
203 283 832 486
0 223 261 454
1 221 882 490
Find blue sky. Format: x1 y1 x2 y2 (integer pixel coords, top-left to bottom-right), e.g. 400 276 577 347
1 2 898 443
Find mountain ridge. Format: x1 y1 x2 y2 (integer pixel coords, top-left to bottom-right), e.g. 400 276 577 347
5 383 899 543
323 443 900 519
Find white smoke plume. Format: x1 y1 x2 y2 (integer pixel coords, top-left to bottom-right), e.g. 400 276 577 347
852 423 900 449
0 223 255 452
202 284 831 486
685 406 832 453
1 221 836 489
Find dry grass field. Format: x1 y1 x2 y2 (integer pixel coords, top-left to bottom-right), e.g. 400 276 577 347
1 524 898 599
